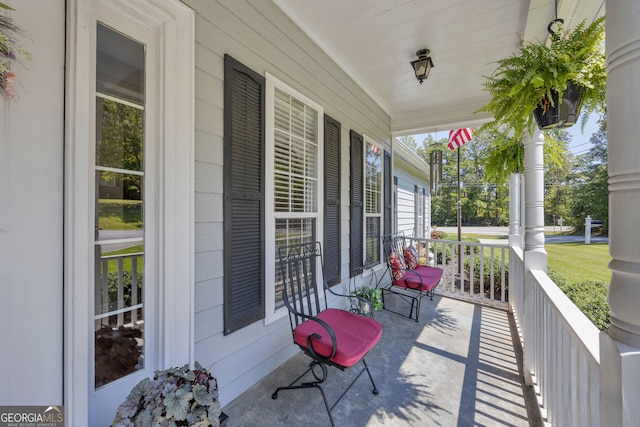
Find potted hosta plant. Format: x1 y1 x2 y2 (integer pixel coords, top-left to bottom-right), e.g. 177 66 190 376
477 17 606 140
112 362 222 427
350 286 383 315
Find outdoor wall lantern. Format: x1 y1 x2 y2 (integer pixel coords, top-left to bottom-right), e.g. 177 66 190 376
411 48 434 84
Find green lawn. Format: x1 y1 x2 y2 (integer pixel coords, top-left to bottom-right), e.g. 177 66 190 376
546 242 610 284
453 234 611 330
457 233 610 284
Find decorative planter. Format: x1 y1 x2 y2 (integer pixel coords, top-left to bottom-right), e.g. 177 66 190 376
533 80 585 129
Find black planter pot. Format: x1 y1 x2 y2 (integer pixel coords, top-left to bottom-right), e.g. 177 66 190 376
533 81 585 129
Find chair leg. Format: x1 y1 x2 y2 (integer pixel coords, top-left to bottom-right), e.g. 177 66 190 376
362 358 379 395
271 362 337 427
272 358 379 427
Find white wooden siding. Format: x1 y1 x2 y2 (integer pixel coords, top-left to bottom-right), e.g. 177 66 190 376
394 168 430 238
0 0 65 405
397 187 415 236
183 0 391 406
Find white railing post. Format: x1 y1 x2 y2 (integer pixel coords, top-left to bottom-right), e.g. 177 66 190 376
509 173 523 318
509 173 522 250
600 2 640 426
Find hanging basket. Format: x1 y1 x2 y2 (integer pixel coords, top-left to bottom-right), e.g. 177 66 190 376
533 80 585 130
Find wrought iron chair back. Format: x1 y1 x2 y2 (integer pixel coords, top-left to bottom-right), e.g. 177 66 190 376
279 241 324 326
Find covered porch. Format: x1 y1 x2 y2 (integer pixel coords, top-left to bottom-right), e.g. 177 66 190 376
223 294 539 426
222 221 601 426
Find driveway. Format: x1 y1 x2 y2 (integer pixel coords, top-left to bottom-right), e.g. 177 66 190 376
436 226 608 244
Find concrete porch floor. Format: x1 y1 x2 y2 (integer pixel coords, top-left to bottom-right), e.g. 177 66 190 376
221 294 542 426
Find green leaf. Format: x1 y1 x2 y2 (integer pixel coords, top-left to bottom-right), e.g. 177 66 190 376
0 2 15 10
164 389 193 421
116 399 140 419
193 383 214 407
133 410 152 427
124 378 153 407
531 75 545 88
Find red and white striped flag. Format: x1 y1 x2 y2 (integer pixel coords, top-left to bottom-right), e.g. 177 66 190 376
447 128 473 150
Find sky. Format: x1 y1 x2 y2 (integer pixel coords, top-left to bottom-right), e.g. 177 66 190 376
409 113 601 156
565 113 599 156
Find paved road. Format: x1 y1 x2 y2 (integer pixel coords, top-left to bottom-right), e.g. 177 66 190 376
437 226 608 244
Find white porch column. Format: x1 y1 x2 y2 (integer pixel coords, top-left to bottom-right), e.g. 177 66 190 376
600 1 640 425
521 129 547 387
509 173 522 249
523 129 547 271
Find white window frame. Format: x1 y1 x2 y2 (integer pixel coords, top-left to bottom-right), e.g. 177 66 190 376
64 0 194 424
416 186 424 237
265 73 324 324
364 136 383 266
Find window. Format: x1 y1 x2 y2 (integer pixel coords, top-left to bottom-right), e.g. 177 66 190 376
415 185 424 237
266 75 323 318
67 1 194 422
365 141 382 265
94 22 147 388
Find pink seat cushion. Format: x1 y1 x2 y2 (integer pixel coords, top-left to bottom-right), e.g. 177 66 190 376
392 265 443 291
294 308 382 367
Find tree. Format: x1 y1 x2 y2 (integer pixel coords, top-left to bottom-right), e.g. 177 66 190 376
544 131 572 225
397 135 418 151
569 120 608 232
420 131 510 227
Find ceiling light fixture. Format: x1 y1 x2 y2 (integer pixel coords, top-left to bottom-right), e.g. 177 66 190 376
411 48 434 84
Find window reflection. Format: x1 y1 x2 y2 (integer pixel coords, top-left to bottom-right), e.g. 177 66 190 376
94 22 146 389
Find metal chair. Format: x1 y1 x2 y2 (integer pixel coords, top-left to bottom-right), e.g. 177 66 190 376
380 234 443 322
272 241 381 427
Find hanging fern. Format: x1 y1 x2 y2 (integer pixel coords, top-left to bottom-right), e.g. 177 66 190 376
476 17 606 142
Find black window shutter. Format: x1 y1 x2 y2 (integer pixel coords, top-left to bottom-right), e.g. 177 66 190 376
223 54 265 335
324 115 341 286
349 130 364 276
383 150 392 237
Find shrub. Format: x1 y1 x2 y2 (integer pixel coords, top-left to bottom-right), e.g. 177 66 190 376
463 255 509 300
430 241 453 265
430 230 448 240
549 268 610 331
106 271 144 312
560 280 610 331
462 237 481 256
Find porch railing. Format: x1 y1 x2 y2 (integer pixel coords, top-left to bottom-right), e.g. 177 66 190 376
95 252 144 329
405 235 602 425
510 245 601 426
407 237 509 306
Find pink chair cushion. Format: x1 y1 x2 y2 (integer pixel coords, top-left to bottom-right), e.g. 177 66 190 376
294 308 382 367
392 265 443 291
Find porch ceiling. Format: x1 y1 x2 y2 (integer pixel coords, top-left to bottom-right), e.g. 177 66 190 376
273 0 605 136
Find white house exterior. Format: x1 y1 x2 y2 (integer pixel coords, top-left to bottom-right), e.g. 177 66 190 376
3 0 640 426
0 1 431 424
393 139 431 239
